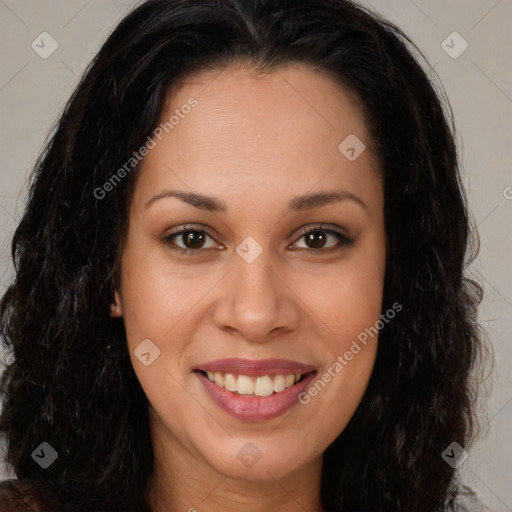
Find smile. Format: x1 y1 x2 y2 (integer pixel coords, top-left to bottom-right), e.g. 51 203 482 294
194 358 317 421
201 371 305 396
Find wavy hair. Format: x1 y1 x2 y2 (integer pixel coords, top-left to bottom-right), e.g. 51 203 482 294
0 0 491 510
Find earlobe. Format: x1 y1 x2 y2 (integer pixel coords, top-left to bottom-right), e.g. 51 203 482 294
110 288 123 317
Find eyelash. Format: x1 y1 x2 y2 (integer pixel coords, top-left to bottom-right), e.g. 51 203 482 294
163 223 354 256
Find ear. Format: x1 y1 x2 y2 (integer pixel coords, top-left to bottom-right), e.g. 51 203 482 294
110 286 123 318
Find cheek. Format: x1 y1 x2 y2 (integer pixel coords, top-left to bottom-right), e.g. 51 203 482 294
302 270 383 333
295 280 380 451
120 260 196 429
288 252 384 440
289 245 385 342
116 246 197 402
118 240 213 344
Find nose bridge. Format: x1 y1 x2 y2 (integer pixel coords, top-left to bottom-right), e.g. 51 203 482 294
233 239 280 315
213 237 300 341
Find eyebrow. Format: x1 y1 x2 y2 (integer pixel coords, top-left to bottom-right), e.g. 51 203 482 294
145 189 368 212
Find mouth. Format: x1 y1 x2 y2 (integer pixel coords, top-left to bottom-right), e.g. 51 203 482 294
196 370 308 397
194 358 317 421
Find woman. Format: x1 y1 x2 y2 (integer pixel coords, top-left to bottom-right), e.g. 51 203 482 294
0 0 491 510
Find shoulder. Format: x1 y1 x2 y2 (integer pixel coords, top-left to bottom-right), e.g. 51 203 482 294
0 479 64 512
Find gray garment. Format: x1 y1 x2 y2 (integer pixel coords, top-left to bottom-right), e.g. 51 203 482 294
451 487 493 512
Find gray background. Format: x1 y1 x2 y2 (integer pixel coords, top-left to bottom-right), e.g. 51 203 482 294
0 0 511 509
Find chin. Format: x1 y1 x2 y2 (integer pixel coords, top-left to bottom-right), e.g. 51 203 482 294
202 436 319 481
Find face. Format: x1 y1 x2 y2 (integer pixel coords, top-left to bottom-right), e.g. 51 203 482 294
112 63 386 482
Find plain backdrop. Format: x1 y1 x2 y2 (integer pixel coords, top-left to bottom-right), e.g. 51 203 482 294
0 0 511 509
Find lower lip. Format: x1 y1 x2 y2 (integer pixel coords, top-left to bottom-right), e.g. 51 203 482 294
195 371 317 421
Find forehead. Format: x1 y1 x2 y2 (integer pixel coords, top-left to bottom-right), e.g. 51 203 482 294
132 62 381 213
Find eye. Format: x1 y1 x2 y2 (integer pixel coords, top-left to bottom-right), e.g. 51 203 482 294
163 225 223 254
291 224 353 252
163 223 353 255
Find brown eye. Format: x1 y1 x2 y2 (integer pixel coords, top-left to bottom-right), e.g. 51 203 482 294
291 225 354 252
305 231 328 249
164 227 221 254
181 231 206 249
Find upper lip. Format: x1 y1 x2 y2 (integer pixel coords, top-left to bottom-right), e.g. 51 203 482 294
195 358 316 376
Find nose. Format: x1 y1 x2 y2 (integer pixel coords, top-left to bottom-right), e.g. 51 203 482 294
212 246 301 343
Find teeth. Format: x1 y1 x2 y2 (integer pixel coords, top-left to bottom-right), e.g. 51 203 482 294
204 371 304 396
273 374 285 393
236 375 254 395
214 372 224 387
224 373 237 392
285 374 295 388
254 375 274 397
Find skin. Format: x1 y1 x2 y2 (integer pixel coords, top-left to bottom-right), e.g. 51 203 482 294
111 62 386 512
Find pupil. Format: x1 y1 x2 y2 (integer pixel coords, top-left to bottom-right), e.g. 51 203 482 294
307 231 325 249
184 231 204 249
